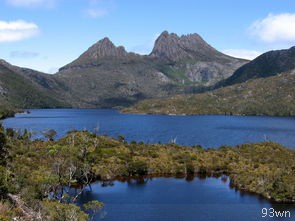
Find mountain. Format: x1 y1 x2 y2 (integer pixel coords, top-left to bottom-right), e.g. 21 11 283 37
219 46 295 87
151 31 233 62
0 31 248 109
0 60 68 109
149 31 248 84
123 69 295 116
56 31 247 107
150 32 220 61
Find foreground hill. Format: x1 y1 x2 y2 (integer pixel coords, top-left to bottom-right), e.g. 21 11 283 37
124 69 295 116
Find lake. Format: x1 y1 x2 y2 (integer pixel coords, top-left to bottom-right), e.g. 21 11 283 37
2 109 295 148
2 109 295 220
74 176 295 221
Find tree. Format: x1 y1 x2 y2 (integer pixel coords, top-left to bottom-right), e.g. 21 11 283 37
42 200 88 221
83 200 104 221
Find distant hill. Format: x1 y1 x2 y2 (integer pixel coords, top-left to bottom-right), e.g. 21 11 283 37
123 69 295 116
219 46 295 87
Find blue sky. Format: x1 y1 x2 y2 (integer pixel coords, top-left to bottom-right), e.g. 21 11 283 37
0 0 295 73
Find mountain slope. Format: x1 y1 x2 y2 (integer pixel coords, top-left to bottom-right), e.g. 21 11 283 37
123 69 295 116
0 61 67 108
219 46 295 87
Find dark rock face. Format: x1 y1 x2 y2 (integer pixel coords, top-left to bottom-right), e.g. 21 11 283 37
221 46 295 86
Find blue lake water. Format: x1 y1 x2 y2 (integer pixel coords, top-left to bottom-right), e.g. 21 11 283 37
2 109 295 148
75 177 295 221
2 109 295 220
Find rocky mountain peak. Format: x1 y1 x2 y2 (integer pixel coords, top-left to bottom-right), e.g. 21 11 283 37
81 37 128 60
150 31 218 62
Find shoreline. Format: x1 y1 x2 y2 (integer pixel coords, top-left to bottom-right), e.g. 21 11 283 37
121 109 295 117
3 107 295 118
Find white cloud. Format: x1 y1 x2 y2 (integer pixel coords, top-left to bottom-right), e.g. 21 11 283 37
0 20 39 43
6 0 56 8
223 49 263 60
249 13 295 44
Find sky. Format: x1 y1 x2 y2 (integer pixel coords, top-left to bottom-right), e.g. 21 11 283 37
0 0 295 73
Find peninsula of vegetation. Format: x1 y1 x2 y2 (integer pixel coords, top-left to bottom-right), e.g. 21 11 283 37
0 125 294 220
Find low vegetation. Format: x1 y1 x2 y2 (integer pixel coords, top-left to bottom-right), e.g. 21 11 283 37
0 106 15 120
0 126 294 220
124 71 295 116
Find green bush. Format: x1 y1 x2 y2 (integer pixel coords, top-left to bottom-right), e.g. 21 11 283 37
128 160 148 175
